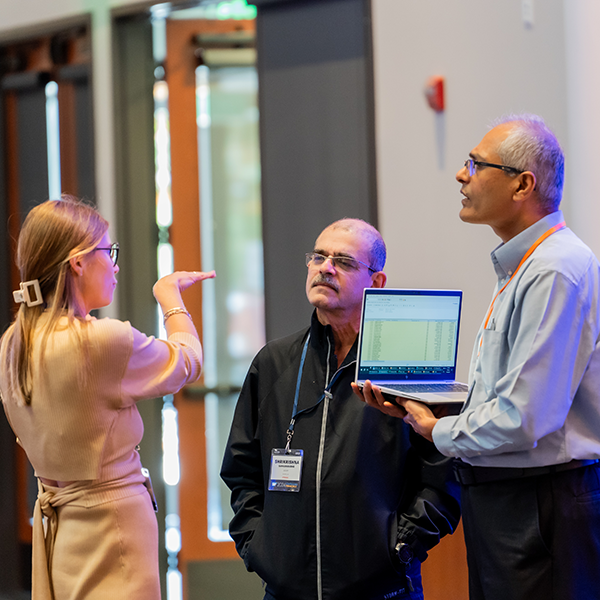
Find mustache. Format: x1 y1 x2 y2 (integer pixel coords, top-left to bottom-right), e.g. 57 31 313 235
311 273 339 292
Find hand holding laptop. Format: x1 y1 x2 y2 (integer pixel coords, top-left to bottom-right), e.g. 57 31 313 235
352 380 408 418
398 399 439 442
353 380 438 443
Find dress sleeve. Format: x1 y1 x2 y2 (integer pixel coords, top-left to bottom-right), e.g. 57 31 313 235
121 327 203 402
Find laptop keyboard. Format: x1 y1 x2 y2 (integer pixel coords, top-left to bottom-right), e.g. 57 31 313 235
384 383 469 393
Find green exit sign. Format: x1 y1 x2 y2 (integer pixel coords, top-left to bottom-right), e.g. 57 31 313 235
213 0 257 20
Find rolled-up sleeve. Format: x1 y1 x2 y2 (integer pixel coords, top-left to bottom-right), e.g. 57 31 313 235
121 328 203 401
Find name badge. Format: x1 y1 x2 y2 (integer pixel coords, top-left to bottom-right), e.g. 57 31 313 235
268 448 304 492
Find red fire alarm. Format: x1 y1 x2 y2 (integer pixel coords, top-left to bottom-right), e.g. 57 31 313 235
425 75 445 112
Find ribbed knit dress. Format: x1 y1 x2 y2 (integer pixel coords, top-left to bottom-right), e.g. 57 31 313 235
0 314 202 600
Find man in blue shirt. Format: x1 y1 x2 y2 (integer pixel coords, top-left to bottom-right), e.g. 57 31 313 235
356 114 600 600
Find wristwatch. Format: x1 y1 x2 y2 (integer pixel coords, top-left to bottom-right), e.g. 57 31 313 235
395 542 414 565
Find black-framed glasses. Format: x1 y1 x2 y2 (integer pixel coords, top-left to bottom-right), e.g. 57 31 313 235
305 252 376 273
93 242 119 266
464 158 524 177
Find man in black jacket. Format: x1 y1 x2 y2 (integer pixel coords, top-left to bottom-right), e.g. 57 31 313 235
221 218 460 600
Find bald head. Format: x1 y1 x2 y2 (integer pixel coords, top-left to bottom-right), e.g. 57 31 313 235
306 218 386 328
322 219 386 272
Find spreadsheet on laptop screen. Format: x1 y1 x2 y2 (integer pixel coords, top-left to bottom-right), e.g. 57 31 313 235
360 293 461 369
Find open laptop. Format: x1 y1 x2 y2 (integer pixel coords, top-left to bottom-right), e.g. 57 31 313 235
355 288 469 404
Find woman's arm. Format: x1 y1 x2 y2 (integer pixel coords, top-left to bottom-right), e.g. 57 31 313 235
152 270 215 340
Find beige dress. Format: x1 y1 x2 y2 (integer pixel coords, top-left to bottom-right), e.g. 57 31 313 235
0 315 202 600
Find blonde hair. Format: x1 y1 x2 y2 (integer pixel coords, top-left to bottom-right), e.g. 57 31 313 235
1 195 108 405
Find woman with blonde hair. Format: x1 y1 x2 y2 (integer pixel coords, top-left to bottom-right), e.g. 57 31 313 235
0 196 215 599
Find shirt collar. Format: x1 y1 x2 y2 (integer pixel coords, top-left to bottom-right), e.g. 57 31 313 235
491 210 565 281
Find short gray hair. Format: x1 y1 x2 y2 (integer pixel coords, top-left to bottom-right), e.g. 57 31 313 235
491 114 564 212
326 218 386 272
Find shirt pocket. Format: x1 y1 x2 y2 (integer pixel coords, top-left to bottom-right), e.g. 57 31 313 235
479 328 509 395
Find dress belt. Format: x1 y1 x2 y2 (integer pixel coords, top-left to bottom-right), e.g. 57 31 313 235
33 476 146 600
454 458 600 486
33 480 89 600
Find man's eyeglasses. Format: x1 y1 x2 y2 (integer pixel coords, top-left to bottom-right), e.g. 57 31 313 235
93 242 119 266
464 158 524 177
305 252 376 273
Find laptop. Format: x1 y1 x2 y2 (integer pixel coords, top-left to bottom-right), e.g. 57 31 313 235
355 288 469 404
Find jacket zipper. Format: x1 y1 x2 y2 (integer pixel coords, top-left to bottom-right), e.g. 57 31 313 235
315 339 357 600
315 339 331 600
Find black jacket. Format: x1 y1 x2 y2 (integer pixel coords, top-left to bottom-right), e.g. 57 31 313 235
221 312 460 600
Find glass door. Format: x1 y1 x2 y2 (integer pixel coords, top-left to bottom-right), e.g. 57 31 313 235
158 7 265 599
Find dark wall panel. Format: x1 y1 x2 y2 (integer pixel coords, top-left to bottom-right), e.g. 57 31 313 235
73 78 95 201
0 70 50 598
59 63 96 202
0 91 10 331
14 88 49 213
255 0 377 340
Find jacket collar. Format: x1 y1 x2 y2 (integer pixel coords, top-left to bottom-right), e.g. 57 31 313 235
309 309 358 368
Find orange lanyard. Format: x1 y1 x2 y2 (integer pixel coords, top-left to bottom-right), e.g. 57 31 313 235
478 221 566 355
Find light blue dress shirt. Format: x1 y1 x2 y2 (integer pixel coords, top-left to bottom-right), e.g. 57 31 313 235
433 211 600 467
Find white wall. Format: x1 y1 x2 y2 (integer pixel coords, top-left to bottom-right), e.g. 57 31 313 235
0 0 598 379
371 0 570 380
564 0 600 260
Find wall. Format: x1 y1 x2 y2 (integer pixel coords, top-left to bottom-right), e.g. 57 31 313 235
0 0 599 596
371 0 570 381
1 0 597 374
255 0 378 340
564 0 600 260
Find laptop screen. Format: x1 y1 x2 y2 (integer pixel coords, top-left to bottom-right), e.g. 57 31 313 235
356 289 463 383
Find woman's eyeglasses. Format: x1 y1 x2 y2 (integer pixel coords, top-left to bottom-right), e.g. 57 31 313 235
93 242 119 266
